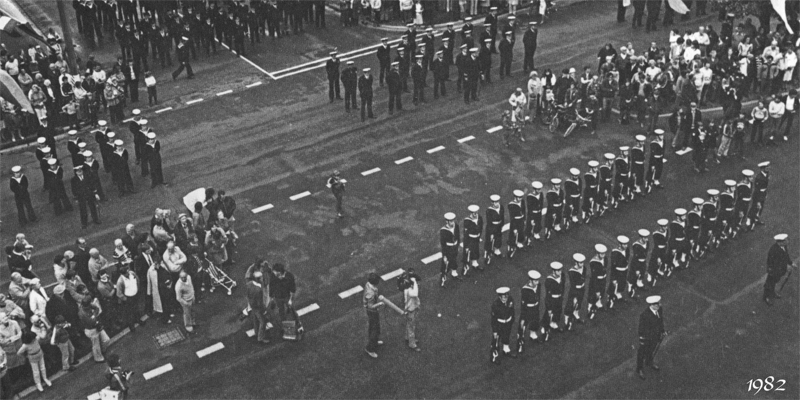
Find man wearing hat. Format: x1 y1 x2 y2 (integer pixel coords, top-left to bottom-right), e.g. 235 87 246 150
522 22 538 72
71 166 101 228
422 28 435 70
358 68 374 122
143 132 165 188
582 161 599 223
9 166 37 225
464 47 481 103
395 47 410 93
630 230 650 295
478 38 492 84
544 178 564 238
341 60 358 112
111 140 135 196
67 130 86 168
764 234 795 305
490 287 516 364
565 253 587 330
386 62 403 114
440 212 461 287
501 15 517 46
432 51 449 100
749 162 770 228
484 195 504 264
588 244 608 319
718 180 737 240
630 135 646 196
687 198 704 259
46 158 74 216
498 32 513 79
700 190 720 253
172 36 195 80
734 169 754 236
484 7 498 53
648 219 669 286
647 129 665 192
542 261 565 340
376 38 391 87
82 151 106 202
93 120 112 173
461 17 473 41
411 55 426 105
517 270 542 351
129 111 144 165
614 147 632 205
508 190 526 258
564 168 582 228
326 170 346 218
669 209 689 270
608 235 630 308
404 23 417 56
442 22 456 47
636 295 667 380
440 35 454 69
462 205 483 275
455 45 468 93
598 153 615 215
325 51 342 102
526 181 544 242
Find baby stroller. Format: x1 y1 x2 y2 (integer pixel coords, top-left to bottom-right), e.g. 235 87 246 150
196 251 237 296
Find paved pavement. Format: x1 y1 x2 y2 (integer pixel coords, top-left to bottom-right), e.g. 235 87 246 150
3 1 799 398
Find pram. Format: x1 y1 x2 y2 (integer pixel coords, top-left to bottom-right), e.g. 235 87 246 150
183 188 237 296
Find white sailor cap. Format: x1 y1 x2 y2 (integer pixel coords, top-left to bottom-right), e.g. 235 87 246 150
391 61 400 66
774 233 788 241
83 150 93 157
654 129 665 135
490 194 501 202
106 132 116 138
528 270 541 279
465 17 473 21
68 129 78 136
550 261 563 270
657 219 669 227
147 132 156 139
635 135 646 141
330 51 338 56
41 146 51 153
551 178 562 185
37 137 46 144
138 119 149 125
742 169 754 177
504 31 512 36
725 179 737 187
674 208 687 216
470 47 480 53
531 181 543 189
468 205 480 213
484 38 492 43
426 27 433 31
638 229 650 237
435 50 443 55
114 139 124 146
604 153 616 160
132 109 141 115
646 295 661 304
617 235 629 244
47 158 57 166
490 6 498 10
508 15 516 20
11 166 21 173
513 189 524 197
595 244 607 253
692 197 704 205
588 160 599 168
460 44 467 49
569 168 580 176
619 146 630 152
346 60 354 65
529 21 538 26
496 287 510 295
98 120 107 126
707 189 719 196
181 36 189 41
363 68 371 72
758 161 770 168
78 142 86 148
573 253 585 262
73 165 84 170
444 212 456 221
407 23 415 27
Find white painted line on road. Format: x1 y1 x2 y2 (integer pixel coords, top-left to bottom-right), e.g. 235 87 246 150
338 285 364 299
381 268 405 281
216 89 233 96
290 191 311 201
155 107 173 114
458 135 475 143
143 363 173 380
395 156 414 165
186 98 204 105
421 252 443 264
122 117 135 123
675 147 693 155
251 204 274 214
486 126 503 133
297 303 320 317
196 342 225 358
87 391 102 400
361 167 381 176
502 223 510 232
427 146 445 154
239 55 277 80
246 81 264 88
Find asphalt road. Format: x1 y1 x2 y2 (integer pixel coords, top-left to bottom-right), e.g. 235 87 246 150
4 1 799 398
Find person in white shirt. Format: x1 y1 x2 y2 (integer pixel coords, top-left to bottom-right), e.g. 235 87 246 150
766 96 785 144
527 71 543 119
779 89 797 141
402 270 421 351
28 279 50 325
698 63 713 104
509 87 527 123
144 71 157 106
645 60 661 81
692 27 710 55
762 40 780 61
782 49 797 88
683 42 700 63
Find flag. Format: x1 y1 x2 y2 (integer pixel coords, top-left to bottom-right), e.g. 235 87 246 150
0 15 20 37
0 0 47 43
0 69 34 114
667 0 690 15
771 0 794 34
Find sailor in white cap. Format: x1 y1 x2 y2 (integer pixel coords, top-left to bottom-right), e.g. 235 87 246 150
326 51 342 102
669 208 689 269
110 139 135 195
565 253 587 330
636 295 666 380
564 168 582 227
342 60 358 112
34 140 53 188
764 234 795 305
542 261 565 340
478 38 493 84
649 219 669 286
613 146 631 204
686 198 704 259
144 132 165 187
359 67 374 122
517 270 542 350
598 153 616 214
411 53 427 105
387 61 403 114
544 178 564 237
81 150 106 202
377 38 391 87
647 129 665 191
498 31 513 79
750 162 770 228
526 181 544 242
462 17 474 40
630 229 650 294
588 244 608 318
71 163 101 228
607 235 630 309
66 130 84 167
9 165 37 225
92 120 113 172
173 35 195 80
326 170 346 218
507 190 526 257
130 113 145 165
522 21 538 72
733 169 755 235
47 158 74 215
491 286 516 363
484 195 504 264
403 23 417 55
462 205 484 275
421 27 435 69
719 180 738 240
581 161 599 224
631 135 647 196
431 51 447 100
440 212 461 287
501 15 517 46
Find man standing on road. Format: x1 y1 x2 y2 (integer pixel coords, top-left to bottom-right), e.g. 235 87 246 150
9 166 37 226
484 194 504 264
517 270 541 352
608 235 630 309
637 295 666 380
143 133 165 188
93 120 112 173
565 253 586 331
764 234 794 306
71 166 101 229
326 52 342 103
172 37 195 80
522 22 538 72
412 56 426 106
387 62 403 114
526 181 544 243
491 287 516 364
630 136 647 197
749 162 770 228
246 270 270 344
647 130 665 191
432 51 447 99
363 273 384 358
440 212 461 287
342 61 358 113
175 271 196 333
376 38 391 87
498 32 513 79
598 153 615 215
464 48 480 104
462 205 483 275
544 178 564 238
582 161 599 224
326 170 346 218
46 159 74 216
648 220 669 287
358 68 374 122
268 264 301 340
507 190 526 258
455 45 468 94
402 269 421 352
587 244 608 319
541 262 565 341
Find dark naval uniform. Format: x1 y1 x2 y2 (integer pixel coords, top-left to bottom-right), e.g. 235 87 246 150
648 229 668 284
525 191 543 242
516 282 541 350
764 241 792 303
440 222 461 282
462 214 483 269
630 145 646 195
542 274 565 337
9 173 37 225
484 204 504 262
700 199 718 251
545 186 563 235
718 189 736 238
750 170 769 224
647 138 664 191
613 154 631 203
507 198 525 255
636 305 666 373
588 253 607 318
669 217 689 268
734 180 753 230
490 295 515 363
564 176 582 226
582 170 598 223
598 161 614 212
565 265 586 329
607 246 630 307
630 239 648 295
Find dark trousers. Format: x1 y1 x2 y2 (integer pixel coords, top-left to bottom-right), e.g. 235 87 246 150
172 62 194 79
120 294 142 329
763 274 781 301
632 7 644 27
499 57 512 78
465 79 478 102
617 0 627 21
159 49 172 67
413 82 425 104
328 78 341 101
14 194 36 224
457 71 464 92
360 96 373 121
781 112 795 139
433 78 446 98
333 191 343 214
52 189 73 215
234 39 246 56
128 81 139 103
147 86 157 106
636 339 658 370
523 49 535 71
366 311 380 352
379 63 390 86
344 88 357 110
388 91 402 112
77 198 100 226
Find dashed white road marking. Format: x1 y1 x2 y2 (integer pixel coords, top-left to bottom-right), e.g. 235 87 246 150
246 81 263 88
297 303 320 317
421 252 443 264
186 98 204 105
395 156 414 165
458 135 475 143
290 191 311 201
381 268 405 281
427 146 445 154
216 89 233 96
155 107 173 114
361 167 381 176
486 126 503 133
143 363 173 380
196 342 225 358
338 285 364 299
251 204 274 213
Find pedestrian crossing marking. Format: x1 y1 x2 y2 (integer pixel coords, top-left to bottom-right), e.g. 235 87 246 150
143 363 173 380
251 204 274 213
421 252 443 264
458 135 476 143
486 126 503 133
186 98 204 105
246 81 264 88
196 342 225 358
216 89 233 96
290 191 311 201
297 303 320 317
155 107 173 114
361 167 381 176
675 147 693 155
381 268 405 281
338 285 364 299
395 156 414 165
427 146 445 154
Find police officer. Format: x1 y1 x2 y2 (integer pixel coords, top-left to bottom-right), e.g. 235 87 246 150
669 208 689 271
376 38 391 87
325 51 342 102
498 32 513 79
517 270 542 352
613 146 631 205
326 170 346 218
583 161 599 224
440 212 461 287
341 60 358 112
648 219 669 287
484 194 504 264
542 261 565 341
526 181 544 243
764 234 795 306
630 229 650 297
749 162 770 228
565 253 586 331
607 235 630 309
522 22 538 72
143 132 165 188
734 169 754 236
432 51 447 99
598 153 615 216
462 205 483 275
564 168 582 229
630 135 647 197
411 55 426 105
718 180 737 240
544 178 564 238
636 295 667 380
647 129 666 192
491 287 516 364
358 68 374 122
587 244 608 319
71 166 101 228
386 62 403 114
9 166 37 225
46 158 74 215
